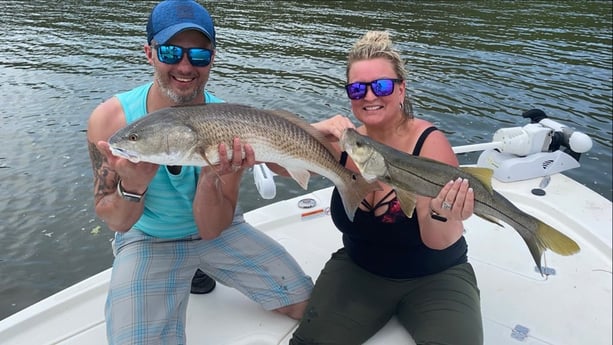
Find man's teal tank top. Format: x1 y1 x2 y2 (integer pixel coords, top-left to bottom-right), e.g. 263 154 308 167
115 82 244 238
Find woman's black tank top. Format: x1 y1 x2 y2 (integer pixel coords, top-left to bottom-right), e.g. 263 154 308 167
330 127 467 278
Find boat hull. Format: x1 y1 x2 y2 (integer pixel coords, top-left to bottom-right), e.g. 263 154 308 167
0 173 610 345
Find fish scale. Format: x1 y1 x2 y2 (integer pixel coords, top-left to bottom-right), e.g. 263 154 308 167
108 103 380 221
340 128 580 273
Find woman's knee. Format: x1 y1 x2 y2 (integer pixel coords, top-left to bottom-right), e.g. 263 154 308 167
274 300 308 320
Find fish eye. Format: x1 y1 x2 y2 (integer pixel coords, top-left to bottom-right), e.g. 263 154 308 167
128 133 139 141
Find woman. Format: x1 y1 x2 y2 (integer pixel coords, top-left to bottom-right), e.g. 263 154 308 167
291 31 483 345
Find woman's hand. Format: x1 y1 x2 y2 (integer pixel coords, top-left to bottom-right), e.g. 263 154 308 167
430 177 474 222
312 115 356 142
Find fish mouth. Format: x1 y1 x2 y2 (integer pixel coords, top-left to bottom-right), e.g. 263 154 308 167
110 147 141 163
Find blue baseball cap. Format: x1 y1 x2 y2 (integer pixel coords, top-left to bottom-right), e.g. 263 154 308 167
146 0 216 47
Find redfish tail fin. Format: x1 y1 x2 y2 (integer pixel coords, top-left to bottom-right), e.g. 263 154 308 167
337 174 380 221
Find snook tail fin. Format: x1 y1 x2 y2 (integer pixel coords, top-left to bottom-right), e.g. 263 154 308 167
524 221 581 274
538 222 581 256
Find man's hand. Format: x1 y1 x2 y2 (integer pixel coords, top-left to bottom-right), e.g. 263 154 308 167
200 137 256 180
97 140 159 193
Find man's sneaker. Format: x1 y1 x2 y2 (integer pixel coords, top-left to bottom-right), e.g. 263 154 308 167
190 269 216 294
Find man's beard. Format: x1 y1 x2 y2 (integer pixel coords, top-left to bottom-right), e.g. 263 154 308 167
154 70 204 105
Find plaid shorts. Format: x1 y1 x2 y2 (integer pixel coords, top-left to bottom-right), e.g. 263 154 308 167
105 221 313 345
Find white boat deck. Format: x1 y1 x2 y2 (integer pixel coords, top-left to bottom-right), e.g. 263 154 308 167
0 173 611 345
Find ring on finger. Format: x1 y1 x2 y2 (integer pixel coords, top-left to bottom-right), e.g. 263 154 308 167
442 201 453 210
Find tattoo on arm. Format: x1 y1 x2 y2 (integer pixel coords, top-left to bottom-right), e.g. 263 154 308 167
88 141 118 199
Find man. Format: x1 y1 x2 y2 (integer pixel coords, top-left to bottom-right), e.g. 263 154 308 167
86 1 312 343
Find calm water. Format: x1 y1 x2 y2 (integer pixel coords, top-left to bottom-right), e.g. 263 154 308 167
0 1 611 321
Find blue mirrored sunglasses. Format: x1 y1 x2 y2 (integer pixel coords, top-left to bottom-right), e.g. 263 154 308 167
345 78 403 100
154 44 213 67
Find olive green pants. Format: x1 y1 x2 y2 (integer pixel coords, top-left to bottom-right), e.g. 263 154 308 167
290 248 483 345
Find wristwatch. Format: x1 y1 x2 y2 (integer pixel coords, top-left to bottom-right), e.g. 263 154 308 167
117 179 146 202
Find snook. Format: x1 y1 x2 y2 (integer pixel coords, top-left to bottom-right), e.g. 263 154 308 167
340 128 580 273
108 103 379 221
